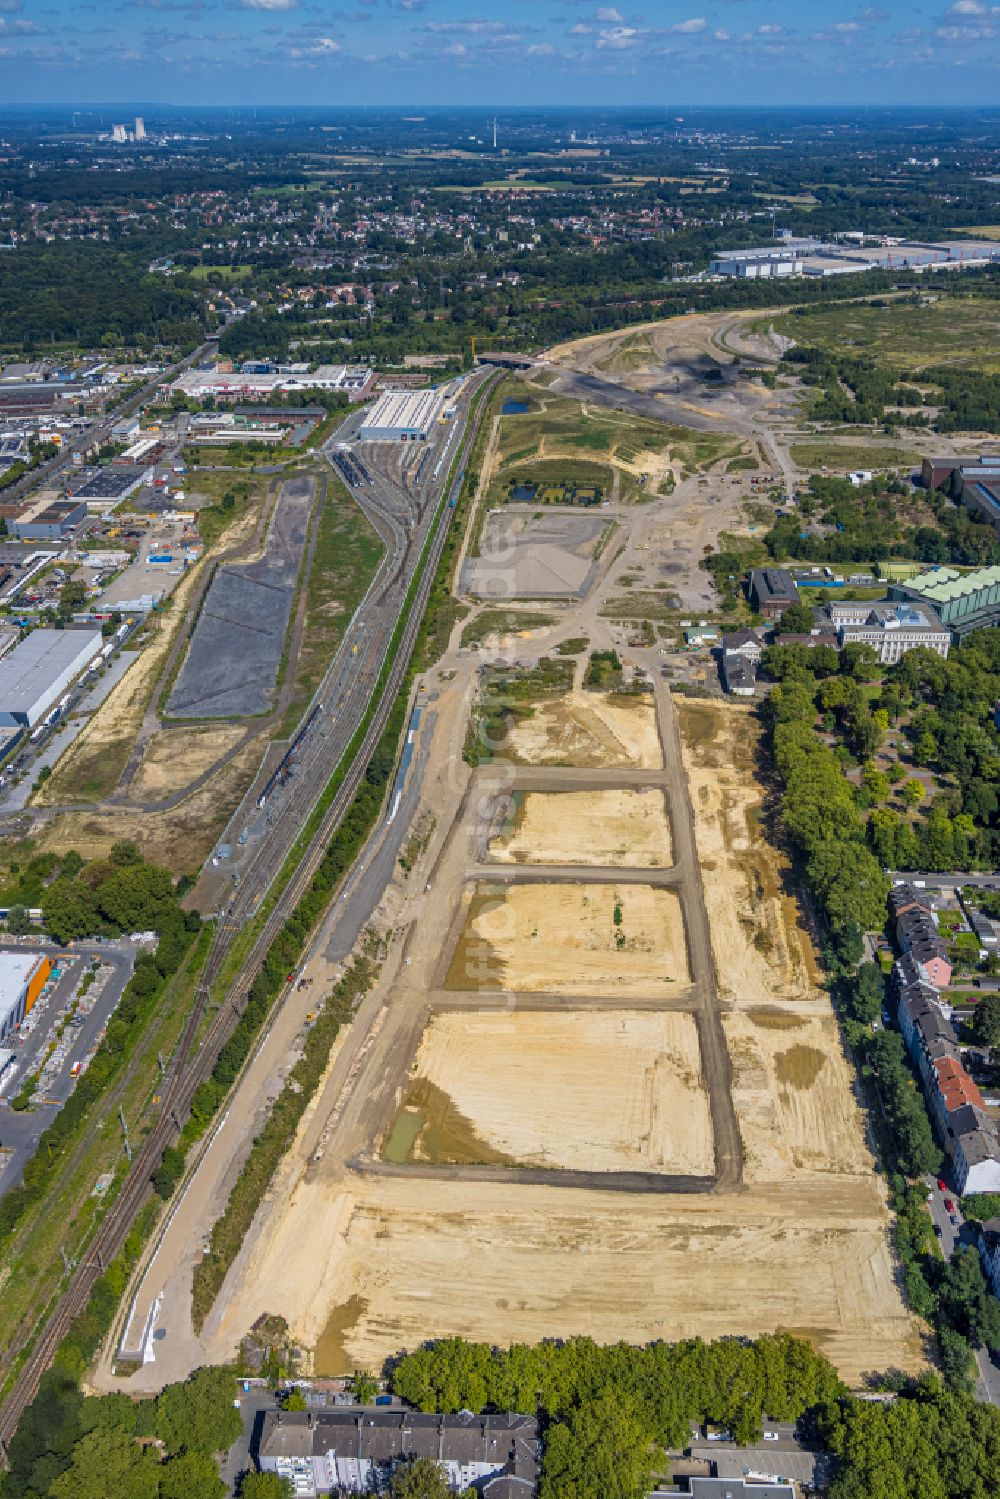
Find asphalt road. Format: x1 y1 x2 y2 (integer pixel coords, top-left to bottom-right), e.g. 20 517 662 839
0 943 134 1194
925 1175 1000 1405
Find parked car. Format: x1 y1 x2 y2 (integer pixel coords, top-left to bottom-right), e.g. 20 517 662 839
944 1198 954 1213
764 1432 780 1442
937 1179 947 1191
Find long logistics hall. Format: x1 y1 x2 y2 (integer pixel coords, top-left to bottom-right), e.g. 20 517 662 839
359 387 448 441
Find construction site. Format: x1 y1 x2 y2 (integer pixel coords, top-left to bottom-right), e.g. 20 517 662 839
95 342 925 1408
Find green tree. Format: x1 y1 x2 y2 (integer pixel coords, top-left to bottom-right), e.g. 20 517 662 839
7 903 31 935
110 839 143 867
777 600 816 635
239 1475 293 1499
390 1457 451 1498
914 731 938 767
43 877 100 945
973 994 1000 1048
900 779 925 808
862 762 891 804
155 1367 241 1456
284 1388 307 1412
351 1372 379 1404
48 1428 158 1499
540 1391 658 1499
158 1450 227 1499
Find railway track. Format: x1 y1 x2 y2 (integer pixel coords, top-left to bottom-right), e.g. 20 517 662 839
0 369 497 1450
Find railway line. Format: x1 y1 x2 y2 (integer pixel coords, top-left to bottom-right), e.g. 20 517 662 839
0 368 498 1450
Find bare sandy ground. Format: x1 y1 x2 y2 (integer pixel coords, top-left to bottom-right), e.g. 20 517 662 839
724 1007 874 1184
489 788 672 867
506 690 661 768
37 739 263 874
129 724 245 800
447 882 690 996
410 1009 712 1173
676 699 820 1005
209 1171 921 1385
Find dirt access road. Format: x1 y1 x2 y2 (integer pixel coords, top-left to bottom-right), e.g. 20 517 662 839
98 376 921 1394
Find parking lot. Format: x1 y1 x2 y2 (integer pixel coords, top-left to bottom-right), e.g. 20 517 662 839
0 942 135 1194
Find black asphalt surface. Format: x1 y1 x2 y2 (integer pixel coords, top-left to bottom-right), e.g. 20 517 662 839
168 477 315 719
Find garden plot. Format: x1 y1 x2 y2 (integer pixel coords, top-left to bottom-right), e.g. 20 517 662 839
505 689 661 768
489 788 672 867
446 882 689 996
462 509 610 599
398 1009 713 1174
167 477 313 719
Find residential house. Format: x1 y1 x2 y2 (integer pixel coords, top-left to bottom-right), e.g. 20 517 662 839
976 1217 1000 1299
720 630 762 696
256 1409 540 1497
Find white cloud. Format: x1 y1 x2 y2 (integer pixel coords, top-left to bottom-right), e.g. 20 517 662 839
714 27 730 39
757 23 783 33
596 23 639 46
425 17 509 32
526 41 554 53
948 0 985 12
595 6 623 20
570 21 592 32
288 33 340 54
833 20 860 30
671 15 706 32
240 0 298 9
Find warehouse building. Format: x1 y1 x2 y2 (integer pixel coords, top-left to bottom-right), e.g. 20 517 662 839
890 565 1000 636
0 952 52 1044
0 628 101 727
65 464 152 505
359 387 447 442
11 495 87 541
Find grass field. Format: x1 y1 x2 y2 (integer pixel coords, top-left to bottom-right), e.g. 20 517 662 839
189 264 252 282
768 295 1000 371
275 475 384 738
489 392 738 504
789 441 921 473
459 608 556 649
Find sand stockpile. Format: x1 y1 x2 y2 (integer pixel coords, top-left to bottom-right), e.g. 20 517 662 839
407 1009 713 1174
489 788 672 867
506 690 661 768
447 882 689 996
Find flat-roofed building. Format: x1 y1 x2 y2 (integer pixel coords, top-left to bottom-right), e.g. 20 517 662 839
891 564 1000 635
0 628 101 727
10 496 87 541
828 600 950 662
0 951 52 1044
747 567 798 620
359 387 448 441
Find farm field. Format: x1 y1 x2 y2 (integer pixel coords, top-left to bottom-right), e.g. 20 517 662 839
488 788 672 867
393 1009 714 1174
505 688 662 767
445 882 690 996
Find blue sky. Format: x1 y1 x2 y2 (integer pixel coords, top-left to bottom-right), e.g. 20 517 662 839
1 0 999 106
